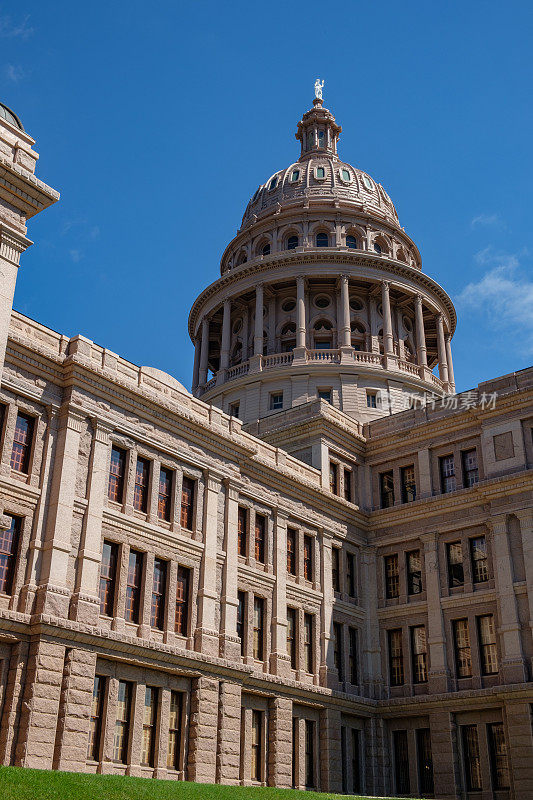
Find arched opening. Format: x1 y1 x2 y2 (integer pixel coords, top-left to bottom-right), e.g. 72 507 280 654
261 243 270 256
287 235 299 250
230 342 242 366
280 322 296 352
346 235 358 249
316 232 329 248
313 319 333 349
236 250 247 266
351 322 366 351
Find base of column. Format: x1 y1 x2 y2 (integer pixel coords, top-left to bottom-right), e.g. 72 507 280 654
17 583 37 614
194 627 220 656
219 633 242 661
319 664 339 689
428 669 452 693
339 345 354 365
501 658 528 683
33 584 71 618
292 346 308 365
249 354 263 374
383 353 398 371
269 651 292 678
69 592 100 625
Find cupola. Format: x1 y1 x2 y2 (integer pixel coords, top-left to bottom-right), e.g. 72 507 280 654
295 96 342 161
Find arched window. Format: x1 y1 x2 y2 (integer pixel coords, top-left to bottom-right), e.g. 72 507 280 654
316 232 328 248
346 235 358 249
287 235 299 250
351 322 365 352
317 130 325 148
262 243 270 256
231 343 242 366
281 322 296 353
269 176 278 190
236 250 247 265
373 242 382 254
313 319 333 349
290 169 300 182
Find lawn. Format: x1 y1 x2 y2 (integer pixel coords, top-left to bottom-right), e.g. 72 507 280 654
0 767 415 800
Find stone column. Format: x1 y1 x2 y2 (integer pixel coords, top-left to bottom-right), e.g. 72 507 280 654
0 640 30 764
436 314 449 386
199 317 210 387
267 293 276 354
360 546 382 698
381 280 394 357
505 700 533 798
270 509 290 677
220 480 241 660
241 303 249 361
53 648 97 771
219 298 231 373
445 334 455 390
489 514 527 681
0 227 30 381
428 711 461 800
414 294 427 368
187 676 219 783
254 284 264 356
516 508 533 636
319 531 338 688
71 419 113 625
194 470 222 656
339 274 352 356
294 275 307 363
216 681 242 784
192 337 200 394
268 697 293 788
421 532 451 692
319 707 343 793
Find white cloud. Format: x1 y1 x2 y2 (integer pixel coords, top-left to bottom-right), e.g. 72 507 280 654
0 14 33 39
69 249 83 264
3 63 27 83
470 213 504 229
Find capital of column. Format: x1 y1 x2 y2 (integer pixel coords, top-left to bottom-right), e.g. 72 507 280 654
223 477 240 502
91 417 114 445
203 468 224 493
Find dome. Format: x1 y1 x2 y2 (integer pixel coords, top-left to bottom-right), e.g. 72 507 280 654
0 102 24 131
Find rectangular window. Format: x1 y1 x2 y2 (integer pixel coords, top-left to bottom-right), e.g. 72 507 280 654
332 547 341 592
141 686 158 767
388 628 404 686
108 446 126 503
251 710 263 782
411 625 428 683
167 691 183 771
447 541 464 587
87 675 105 761
366 391 377 408
180 476 195 530
99 540 118 616
305 720 315 788
329 461 338 494
158 467 173 522
10 412 34 473
470 536 488 584
150 558 167 630
351 729 361 793
333 621 344 681
380 471 395 508
237 590 246 656
462 725 482 791
478 614 498 675
270 392 283 410
253 596 264 660
393 730 410 795
440 454 456 493
0 514 20 595
347 552 356 598
303 534 313 581
304 613 313 673
348 626 358 684
133 457 150 513
488 722 510 790
406 549 422 595
385 554 400 599
318 389 332 403
400 464 416 503
286 528 296 575
417 728 434 796
462 448 479 487
287 607 297 669
255 514 266 563
229 402 240 419
237 507 248 557
175 565 190 636
125 550 143 624
453 618 472 678
343 468 352 502
113 680 132 763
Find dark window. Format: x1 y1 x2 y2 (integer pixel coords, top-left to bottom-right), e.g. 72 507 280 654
329 461 338 494
167 691 183 770
478 614 498 675
255 514 266 563
417 728 434 796
373 242 382 254
388 628 404 686
400 465 416 503
367 392 377 408
303 535 313 581
287 607 297 669
253 596 264 660
462 725 482 791
333 621 344 680
347 552 356 598
385 554 400 599
291 169 300 182
270 392 283 410
453 618 472 678
113 680 131 763
99 540 118 616
87 675 105 761
158 467 173 521
349 626 358 684
10 412 33 473
125 549 143 624
180 477 195 530
332 547 341 592
251 710 263 782
261 243 270 256
411 625 428 683
440 454 456 493
229 402 240 418
305 720 315 788
393 730 410 794
175 565 190 636
488 722 510 790
318 389 332 403
141 687 158 767
287 235 299 250
447 542 464 587
316 232 328 247
470 536 488 584
269 176 278 190
407 549 422 595
380 471 394 509
237 590 246 655
108 446 126 503
351 729 361 793
286 528 296 575
151 558 167 630
292 718 297 789
343 468 352 502
0 514 20 595
304 613 313 673
462 448 479 487
238 507 248 557
133 457 150 513
346 235 358 249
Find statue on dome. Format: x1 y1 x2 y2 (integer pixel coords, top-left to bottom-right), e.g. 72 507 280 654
314 78 324 100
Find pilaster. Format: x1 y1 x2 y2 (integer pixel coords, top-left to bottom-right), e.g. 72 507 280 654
270 509 291 677
194 470 222 656
421 531 452 692
219 480 241 660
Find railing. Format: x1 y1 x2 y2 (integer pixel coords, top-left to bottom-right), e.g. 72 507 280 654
351 351 382 366
307 349 341 363
429 372 445 389
203 376 216 392
397 358 419 376
226 362 249 380
263 352 293 369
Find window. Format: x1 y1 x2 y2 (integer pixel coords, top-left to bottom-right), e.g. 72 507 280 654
416 729 434 796
333 621 344 680
366 391 377 409
447 542 464 587
470 536 488 584
384 554 400 599
411 626 428 683
406 550 422 595
237 507 247 557
347 552 356 598
316 164 325 177
341 168 351 181
141 687 158 767
251 710 263 782
290 169 300 182
287 235 299 250
393 730 410 794
400 465 416 503
287 607 297 669
332 548 341 592
373 242 382 254
346 235 358 249
113 680 131 763
343 469 352 502
462 448 479 487
478 614 498 675
261 243 270 256
253 596 264 660
316 232 328 247
180 477 195 530
237 591 246 655
303 535 313 581
286 528 296 575
229 402 240 419
462 725 482 791
125 550 143 624
133 457 150 513
388 629 404 686
269 176 278 190
167 692 182 771
380 471 394 508
453 618 472 678
440 454 456 493
270 392 283 410
108 446 126 503
281 298 296 312
488 723 510 790
87 675 105 761
318 389 332 403
10 412 33 473
255 514 266 563
99 540 118 616
0 514 20 595
305 720 315 788
151 558 167 630
175 566 190 636
329 462 339 494
158 467 173 521
304 613 313 673
349 627 358 684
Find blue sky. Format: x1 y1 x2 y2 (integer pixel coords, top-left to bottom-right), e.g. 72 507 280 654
1 0 532 392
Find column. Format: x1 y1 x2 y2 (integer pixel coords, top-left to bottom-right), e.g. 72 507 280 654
319 707 343 793
241 303 249 361
294 275 307 365
428 711 461 800
192 337 200 393
187 676 219 783
360 547 382 698
270 510 290 677
0 228 29 381
436 313 449 385
220 480 241 660
199 317 209 387
414 293 427 368
319 531 338 688
516 508 533 635
194 470 222 656
339 275 351 350
254 283 264 355
216 681 242 784
421 532 451 692
381 280 394 357
445 334 455 390
267 293 276 354
53 648 97 771
219 298 231 372
267 697 293 788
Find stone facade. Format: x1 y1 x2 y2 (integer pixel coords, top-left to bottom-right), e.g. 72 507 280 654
0 95 531 800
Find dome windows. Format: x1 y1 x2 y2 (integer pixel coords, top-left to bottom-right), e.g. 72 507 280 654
314 295 331 309
317 129 325 148
282 298 296 312
287 235 299 250
350 297 364 311
290 169 300 183
315 166 326 180
346 235 358 249
340 168 352 183
261 243 271 256
373 242 382 254
362 174 374 191
316 232 329 247
269 176 278 190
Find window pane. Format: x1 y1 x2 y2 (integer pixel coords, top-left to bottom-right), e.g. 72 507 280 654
10 413 33 473
87 675 105 761
287 607 296 669
462 725 482 791
113 680 131 763
401 465 416 503
417 728 434 795
304 613 313 673
471 536 488 583
303 535 313 581
158 467 172 521
393 730 410 794
255 515 266 563
253 597 264 660
447 542 464 587
141 687 158 767
488 723 510 790
440 455 456 493
286 528 296 575
175 566 190 636
133 457 150 513
167 691 182 770
453 618 472 677
151 558 167 630
99 540 118 616
385 554 400 599
0 514 20 595
407 549 422 595
411 626 427 683
251 710 263 782
125 550 143 623
478 614 498 674
180 477 195 530
108 446 126 503
388 629 404 686
305 720 315 788
380 471 394 508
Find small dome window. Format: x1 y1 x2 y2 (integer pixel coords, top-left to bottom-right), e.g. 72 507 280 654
317 130 325 148
373 242 382 254
346 235 358 249
269 176 278 190
287 235 299 250
315 295 331 309
341 168 351 181
282 298 296 312
316 232 328 247
362 174 374 191
262 244 271 256
290 169 300 182
316 166 326 179
350 297 363 311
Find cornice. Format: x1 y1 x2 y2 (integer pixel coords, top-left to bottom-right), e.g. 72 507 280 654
0 153 59 217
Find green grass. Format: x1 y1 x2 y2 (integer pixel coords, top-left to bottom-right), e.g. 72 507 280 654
0 766 412 800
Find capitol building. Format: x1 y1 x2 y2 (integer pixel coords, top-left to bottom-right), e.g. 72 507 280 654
0 90 531 799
